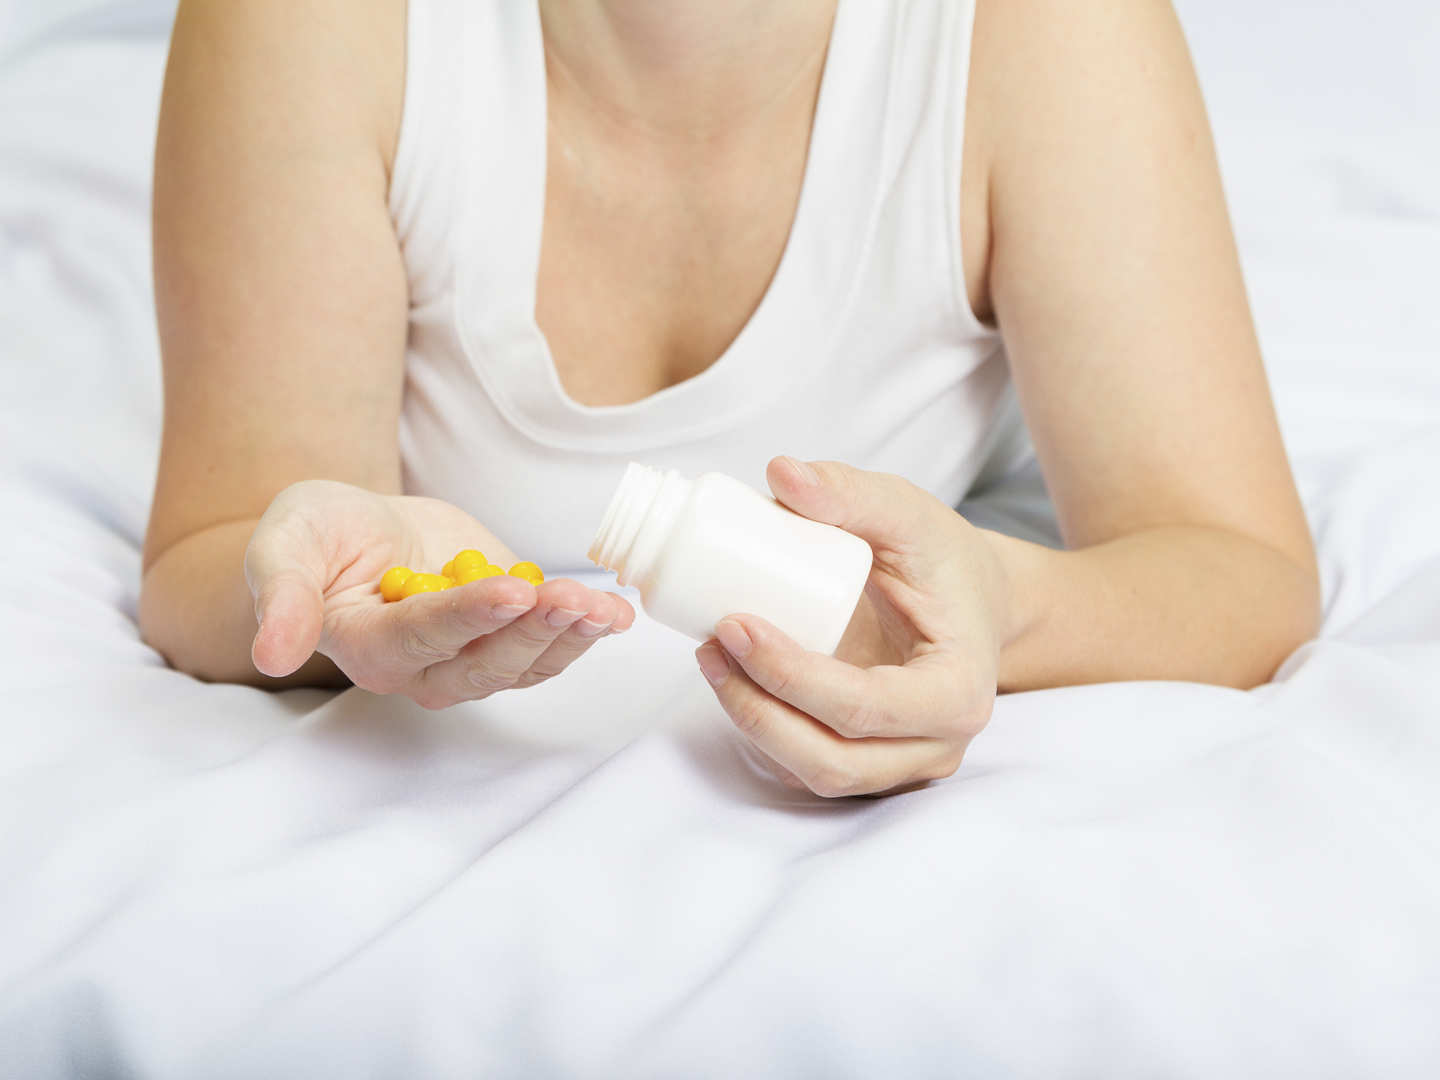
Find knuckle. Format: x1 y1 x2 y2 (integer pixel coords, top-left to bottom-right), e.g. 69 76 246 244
831 463 859 502
527 654 571 681
833 699 881 739
465 665 513 695
728 693 771 738
363 673 405 697
946 690 993 740
807 760 864 799
505 623 557 654
347 660 407 697
410 686 455 711
564 629 605 655
966 693 997 735
397 623 451 667
927 746 966 780
767 661 800 701
924 671 985 736
512 668 558 690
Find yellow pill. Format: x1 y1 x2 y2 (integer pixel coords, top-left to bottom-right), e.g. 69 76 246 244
380 566 414 603
455 563 505 586
508 561 544 586
451 550 488 577
442 560 455 579
400 572 452 598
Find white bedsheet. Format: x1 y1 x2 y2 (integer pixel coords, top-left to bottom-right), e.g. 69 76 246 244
1 1 1438 1076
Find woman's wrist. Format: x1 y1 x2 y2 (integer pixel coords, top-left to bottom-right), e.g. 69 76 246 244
979 523 1319 693
968 525 1052 687
138 517 319 686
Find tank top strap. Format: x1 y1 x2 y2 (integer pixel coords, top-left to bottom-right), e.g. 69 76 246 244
389 0 546 321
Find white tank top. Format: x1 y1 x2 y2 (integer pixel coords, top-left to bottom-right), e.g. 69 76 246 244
390 0 1015 574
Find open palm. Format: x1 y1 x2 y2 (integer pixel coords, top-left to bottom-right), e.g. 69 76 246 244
245 480 634 708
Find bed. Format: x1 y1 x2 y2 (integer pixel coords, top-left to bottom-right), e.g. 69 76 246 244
2 1 1437 1076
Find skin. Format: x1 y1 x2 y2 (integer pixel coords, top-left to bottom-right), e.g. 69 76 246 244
141 0 1319 795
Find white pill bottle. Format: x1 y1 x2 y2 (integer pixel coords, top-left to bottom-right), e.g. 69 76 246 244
588 463 874 656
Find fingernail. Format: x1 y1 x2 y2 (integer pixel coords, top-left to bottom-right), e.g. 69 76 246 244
606 623 630 635
781 456 820 488
492 603 531 620
696 644 730 687
545 607 588 628
715 620 752 658
575 617 611 638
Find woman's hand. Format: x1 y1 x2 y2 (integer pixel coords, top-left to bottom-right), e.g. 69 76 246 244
246 480 634 708
694 457 1011 798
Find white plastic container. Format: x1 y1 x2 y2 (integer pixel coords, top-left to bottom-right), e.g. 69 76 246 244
588 463 873 655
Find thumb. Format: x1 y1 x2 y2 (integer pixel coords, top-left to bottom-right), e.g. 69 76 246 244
766 457 931 549
249 570 325 678
244 516 328 679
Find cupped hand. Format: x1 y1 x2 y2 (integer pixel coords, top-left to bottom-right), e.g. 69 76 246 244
694 457 1011 797
245 480 634 707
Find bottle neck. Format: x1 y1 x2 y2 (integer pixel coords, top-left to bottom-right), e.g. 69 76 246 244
588 463 692 588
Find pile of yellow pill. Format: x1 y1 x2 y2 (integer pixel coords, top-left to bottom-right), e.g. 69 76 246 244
379 550 545 602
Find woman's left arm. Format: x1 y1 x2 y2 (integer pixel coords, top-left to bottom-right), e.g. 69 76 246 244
694 0 1319 796
971 0 1318 689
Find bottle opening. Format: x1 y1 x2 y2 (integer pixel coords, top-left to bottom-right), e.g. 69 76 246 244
588 463 690 588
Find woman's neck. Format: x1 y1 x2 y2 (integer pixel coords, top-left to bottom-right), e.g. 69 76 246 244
537 0 838 140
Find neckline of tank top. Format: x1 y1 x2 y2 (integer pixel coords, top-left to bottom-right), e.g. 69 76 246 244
450 0 900 453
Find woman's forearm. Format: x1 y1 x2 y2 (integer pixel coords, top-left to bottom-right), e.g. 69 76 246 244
989 526 1321 692
140 481 629 703
138 519 348 689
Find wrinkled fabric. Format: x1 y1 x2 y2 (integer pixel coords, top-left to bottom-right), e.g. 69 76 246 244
1 1 1438 1077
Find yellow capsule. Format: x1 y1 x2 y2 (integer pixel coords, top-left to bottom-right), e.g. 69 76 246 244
442 560 455 580
455 563 505 586
508 561 544 586
380 566 414 603
400 572 452 598
451 549 488 577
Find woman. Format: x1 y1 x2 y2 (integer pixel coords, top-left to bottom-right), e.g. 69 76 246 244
138 0 1319 797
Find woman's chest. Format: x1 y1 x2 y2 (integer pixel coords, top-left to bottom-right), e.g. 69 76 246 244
533 81 816 408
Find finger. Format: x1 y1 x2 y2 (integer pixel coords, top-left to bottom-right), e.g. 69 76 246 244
414 577 594 703
245 513 329 678
605 592 638 634
752 746 810 791
713 614 985 740
250 569 325 677
381 573 539 666
696 644 963 798
766 456 935 552
513 589 628 687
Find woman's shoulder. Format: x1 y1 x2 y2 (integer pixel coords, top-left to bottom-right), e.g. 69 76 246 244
968 0 1203 170
961 0 1206 322
167 0 407 174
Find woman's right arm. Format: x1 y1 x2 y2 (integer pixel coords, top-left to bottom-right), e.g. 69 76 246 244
140 0 631 698
141 0 409 687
